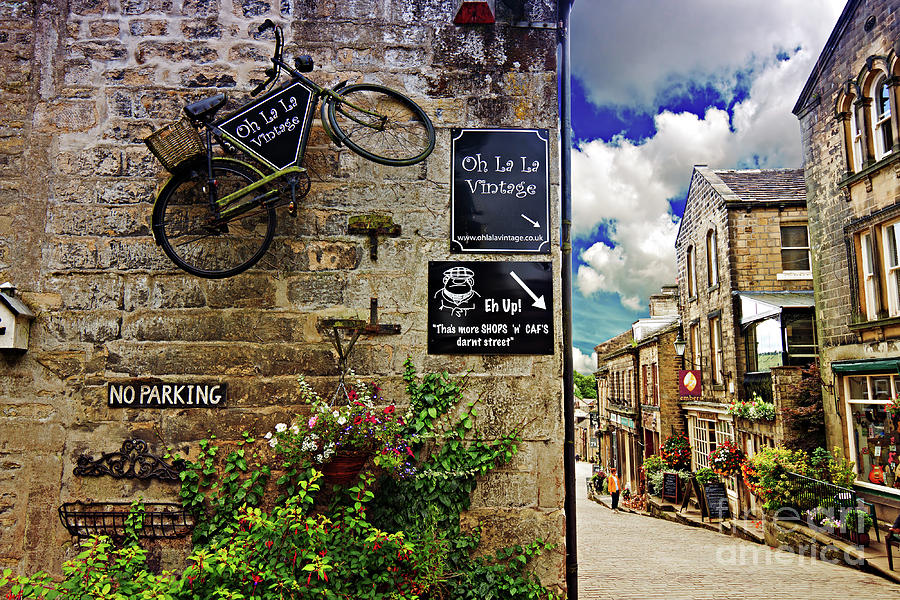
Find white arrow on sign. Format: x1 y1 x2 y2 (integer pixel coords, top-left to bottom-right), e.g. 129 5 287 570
510 270 546 310
520 213 541 228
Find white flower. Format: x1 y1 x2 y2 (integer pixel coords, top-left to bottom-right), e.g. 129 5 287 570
290 424 300 435
264 432 272 439
337 416 347 426
268 438 277 448
275 423 287 433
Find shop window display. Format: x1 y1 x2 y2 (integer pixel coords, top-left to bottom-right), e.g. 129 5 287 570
847 374 900 490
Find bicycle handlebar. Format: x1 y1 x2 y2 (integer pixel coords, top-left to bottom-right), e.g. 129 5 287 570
250 20 283 96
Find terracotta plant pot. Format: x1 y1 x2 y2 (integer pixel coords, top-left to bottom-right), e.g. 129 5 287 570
322 451 369 486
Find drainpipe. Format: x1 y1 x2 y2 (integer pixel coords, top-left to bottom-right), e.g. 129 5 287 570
558 0 577 598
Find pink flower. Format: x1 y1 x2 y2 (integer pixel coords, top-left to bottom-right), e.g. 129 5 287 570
308 415 318 429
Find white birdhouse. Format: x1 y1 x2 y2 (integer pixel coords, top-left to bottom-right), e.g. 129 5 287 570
0 282 34 351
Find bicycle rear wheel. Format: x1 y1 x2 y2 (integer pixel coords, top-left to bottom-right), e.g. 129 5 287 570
152 159 277 278
325 84 435 166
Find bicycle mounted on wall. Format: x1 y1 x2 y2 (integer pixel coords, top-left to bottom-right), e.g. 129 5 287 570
145 19 435 278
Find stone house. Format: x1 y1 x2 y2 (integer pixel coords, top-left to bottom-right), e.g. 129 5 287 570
793 0 900 524
594 286 684 494
0 0 566 591
593 329 633 480
674 166 815 515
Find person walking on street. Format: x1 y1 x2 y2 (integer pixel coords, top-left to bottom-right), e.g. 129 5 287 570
609 467 620 513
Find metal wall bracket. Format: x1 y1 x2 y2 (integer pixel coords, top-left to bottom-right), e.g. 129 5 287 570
74 439 184 482
348 214 400 261
317 298 401 402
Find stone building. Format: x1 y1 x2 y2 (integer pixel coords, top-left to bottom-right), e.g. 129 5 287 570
674 166 815 515
793 0 900 524
0 0 566 590
594 286 683 494
593 329 633 478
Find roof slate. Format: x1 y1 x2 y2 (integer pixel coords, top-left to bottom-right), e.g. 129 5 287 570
713 168 807 204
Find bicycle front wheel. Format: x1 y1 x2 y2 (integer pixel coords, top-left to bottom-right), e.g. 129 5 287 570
326 84 435 166
152 159 276 279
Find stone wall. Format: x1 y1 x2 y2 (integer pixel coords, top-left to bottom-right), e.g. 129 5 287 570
0 0 565 590
795 0 899 453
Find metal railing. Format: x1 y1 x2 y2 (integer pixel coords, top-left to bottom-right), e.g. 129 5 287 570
777 471 880 542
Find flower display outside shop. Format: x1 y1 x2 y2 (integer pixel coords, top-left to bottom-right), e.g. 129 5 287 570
708 440 745 477
266 375 416 480
660 433 691 470
889 396 900 418
693 466 719 486
726 393 775 421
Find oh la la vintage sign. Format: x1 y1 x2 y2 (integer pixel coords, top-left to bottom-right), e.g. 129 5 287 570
108 381 226 408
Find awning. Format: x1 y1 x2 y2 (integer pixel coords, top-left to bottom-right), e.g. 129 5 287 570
831 359 900 374
737 291 814 326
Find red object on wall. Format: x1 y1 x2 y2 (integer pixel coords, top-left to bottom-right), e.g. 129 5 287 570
454 1 496 24
679 370 702 396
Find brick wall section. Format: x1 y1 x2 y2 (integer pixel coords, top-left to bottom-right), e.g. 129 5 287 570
0 0 565 588
794 0 899 450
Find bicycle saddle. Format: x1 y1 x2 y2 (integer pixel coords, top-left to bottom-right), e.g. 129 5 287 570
184 93 227 121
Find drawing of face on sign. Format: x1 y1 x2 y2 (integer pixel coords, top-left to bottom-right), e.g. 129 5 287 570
435 266 481 317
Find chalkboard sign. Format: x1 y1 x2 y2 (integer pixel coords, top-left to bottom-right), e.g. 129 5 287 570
679 477 693 512
702 483 731 520
450 128 550 254
662 472 679 502
427 261 553 355
216 80 316 171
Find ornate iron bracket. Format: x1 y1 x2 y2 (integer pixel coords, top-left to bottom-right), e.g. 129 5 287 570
347 214 400 261
74 439 184 482
317 298 401 402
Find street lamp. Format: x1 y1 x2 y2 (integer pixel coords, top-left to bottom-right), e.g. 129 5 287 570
673 330 686 358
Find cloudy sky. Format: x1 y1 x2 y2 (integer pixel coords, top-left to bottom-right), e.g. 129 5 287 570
569 0 846 373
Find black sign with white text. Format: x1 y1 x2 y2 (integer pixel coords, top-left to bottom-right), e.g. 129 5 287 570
451 128 550 253
108 382 227 408
428 261 553 355
216 81 316 170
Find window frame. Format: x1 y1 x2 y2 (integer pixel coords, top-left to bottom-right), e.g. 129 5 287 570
686 245 697 298
709 315 724 385
870 75 894 161
689 322 701 371
779 223 811 274
851 102 865 171
860 230 879 320
881 219 900 317
844 373 900 494
706 229 718 288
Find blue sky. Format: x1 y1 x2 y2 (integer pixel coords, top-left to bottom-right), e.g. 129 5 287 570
569 0 846 373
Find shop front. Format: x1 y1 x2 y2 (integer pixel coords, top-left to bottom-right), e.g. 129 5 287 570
832 360 900 523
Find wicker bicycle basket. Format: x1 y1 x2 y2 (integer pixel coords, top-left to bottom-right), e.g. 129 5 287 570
144 119 204 172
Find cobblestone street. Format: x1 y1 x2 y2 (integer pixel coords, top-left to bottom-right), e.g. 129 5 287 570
575 463 900 599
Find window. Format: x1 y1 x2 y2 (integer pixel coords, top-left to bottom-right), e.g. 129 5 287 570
709 316 724 385
861 231 879 319
871 76 894 160
851 103 864 170
686 245 697 297
706 230 718 288
651 363 658 405
642 365 649 403
883 222 900 316
845 374 900 490
689 323 701 370
690 417 732 470
744 312 817 372
780 224 810 272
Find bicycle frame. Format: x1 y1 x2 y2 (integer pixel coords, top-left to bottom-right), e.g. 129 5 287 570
179 56 384 220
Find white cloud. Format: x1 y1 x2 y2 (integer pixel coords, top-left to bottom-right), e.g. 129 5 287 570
571 0 843 311
571 0 844 113
573 347 597 375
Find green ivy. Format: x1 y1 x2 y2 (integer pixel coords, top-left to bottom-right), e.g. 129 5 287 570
1 363 558 600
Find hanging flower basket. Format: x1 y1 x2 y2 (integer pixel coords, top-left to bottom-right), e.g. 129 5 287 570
709 440 745 477
322 451 371 486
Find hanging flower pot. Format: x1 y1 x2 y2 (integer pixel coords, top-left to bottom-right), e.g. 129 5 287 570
322 451 370 486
